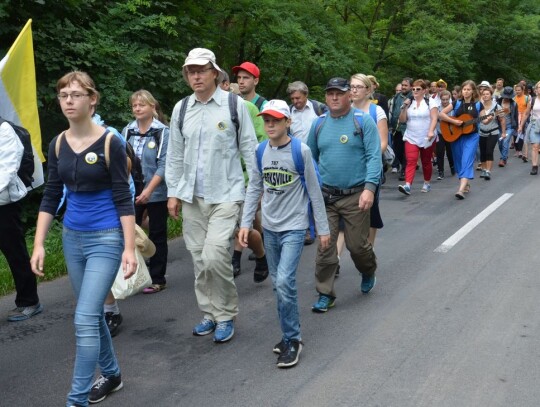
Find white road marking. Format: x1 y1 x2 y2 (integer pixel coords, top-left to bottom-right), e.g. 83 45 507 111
434 193 514 253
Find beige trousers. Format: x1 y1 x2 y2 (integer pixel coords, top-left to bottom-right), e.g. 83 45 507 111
182 197 241 322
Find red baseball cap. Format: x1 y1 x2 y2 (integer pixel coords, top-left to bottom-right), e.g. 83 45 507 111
232 62 260 78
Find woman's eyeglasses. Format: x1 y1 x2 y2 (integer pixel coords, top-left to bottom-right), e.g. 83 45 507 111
412 87 423 92
350 85 368 90
57 93 90 101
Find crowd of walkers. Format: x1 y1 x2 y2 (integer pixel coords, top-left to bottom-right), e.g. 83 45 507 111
1 45 539 406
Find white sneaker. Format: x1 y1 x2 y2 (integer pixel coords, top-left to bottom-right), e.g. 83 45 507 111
421 183 431 193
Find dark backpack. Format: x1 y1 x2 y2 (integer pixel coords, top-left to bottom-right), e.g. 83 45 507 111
0 118 34 188
289 99 328 116
124 141 145 196
178 92 240 146
253 94 267 112
125 127 166 196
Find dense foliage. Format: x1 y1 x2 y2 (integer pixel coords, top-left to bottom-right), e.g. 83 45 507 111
1 0 539 148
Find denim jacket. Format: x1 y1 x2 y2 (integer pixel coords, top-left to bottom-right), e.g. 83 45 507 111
123 119 169 202
166 87 257 204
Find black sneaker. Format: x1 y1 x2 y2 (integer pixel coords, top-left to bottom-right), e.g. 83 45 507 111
89 374 123 404
232 257 241 278
398 170 405 181
277 340 303 368
254 255 269 283
273 339 287 354
105 312 122 337
437 171 444 180
335 264 340 278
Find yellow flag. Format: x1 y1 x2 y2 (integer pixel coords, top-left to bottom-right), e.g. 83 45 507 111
0 19 44 188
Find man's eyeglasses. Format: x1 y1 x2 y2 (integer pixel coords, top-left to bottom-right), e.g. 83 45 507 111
350 85 368 90
186 67 214 76
412 87 423 92
57 93 89 101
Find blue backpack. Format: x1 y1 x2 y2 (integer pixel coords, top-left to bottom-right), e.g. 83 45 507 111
256 136 321 239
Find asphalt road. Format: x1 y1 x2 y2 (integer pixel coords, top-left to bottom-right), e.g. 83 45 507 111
2 152 540 407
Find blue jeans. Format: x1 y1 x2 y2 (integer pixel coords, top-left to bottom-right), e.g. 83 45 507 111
499 126 514 161
63 227 123 407
263 228 305 343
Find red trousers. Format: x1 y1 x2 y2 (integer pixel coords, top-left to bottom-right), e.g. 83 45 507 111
404 141 434 185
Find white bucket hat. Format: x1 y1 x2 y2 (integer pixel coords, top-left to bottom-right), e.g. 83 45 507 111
182 48 223 82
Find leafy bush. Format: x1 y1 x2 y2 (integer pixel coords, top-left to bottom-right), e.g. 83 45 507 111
1 217 183 297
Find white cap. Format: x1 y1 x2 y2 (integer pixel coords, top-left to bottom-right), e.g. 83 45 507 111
257 99 291 119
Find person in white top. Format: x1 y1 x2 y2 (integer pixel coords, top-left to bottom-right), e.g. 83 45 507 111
350 73 388 245
521 80 540 175
0 120 42 322
397 80 438 195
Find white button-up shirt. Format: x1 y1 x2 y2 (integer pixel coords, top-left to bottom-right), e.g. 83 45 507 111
166 87 257 204
290 100 320 143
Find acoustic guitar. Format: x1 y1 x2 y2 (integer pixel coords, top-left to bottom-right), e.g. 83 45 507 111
440 108 508 142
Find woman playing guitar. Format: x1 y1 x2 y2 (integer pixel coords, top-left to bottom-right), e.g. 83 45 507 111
439 80 480 199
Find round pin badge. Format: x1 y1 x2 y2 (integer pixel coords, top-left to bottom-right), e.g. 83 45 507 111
147 141 156 149
217 121 227 131
85 152 98 164
340 135 349 144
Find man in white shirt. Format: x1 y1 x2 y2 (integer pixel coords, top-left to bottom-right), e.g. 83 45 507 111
287 81 327 144
166 48 257 343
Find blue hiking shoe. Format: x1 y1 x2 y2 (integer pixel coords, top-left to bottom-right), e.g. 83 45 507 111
213 320 234 343
193 317 216 336
398 184 411 195
361 275 376 294
312 294 335 313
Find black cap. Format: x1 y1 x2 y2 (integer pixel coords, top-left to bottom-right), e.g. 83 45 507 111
325 77 350 92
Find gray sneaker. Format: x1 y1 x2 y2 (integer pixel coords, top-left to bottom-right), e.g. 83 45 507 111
7 303 43 322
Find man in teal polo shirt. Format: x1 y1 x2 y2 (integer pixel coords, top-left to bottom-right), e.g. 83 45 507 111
307 77 381 313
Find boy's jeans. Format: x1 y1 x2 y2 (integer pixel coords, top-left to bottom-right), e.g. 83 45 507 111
63 227 123 406
263 228 305 343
